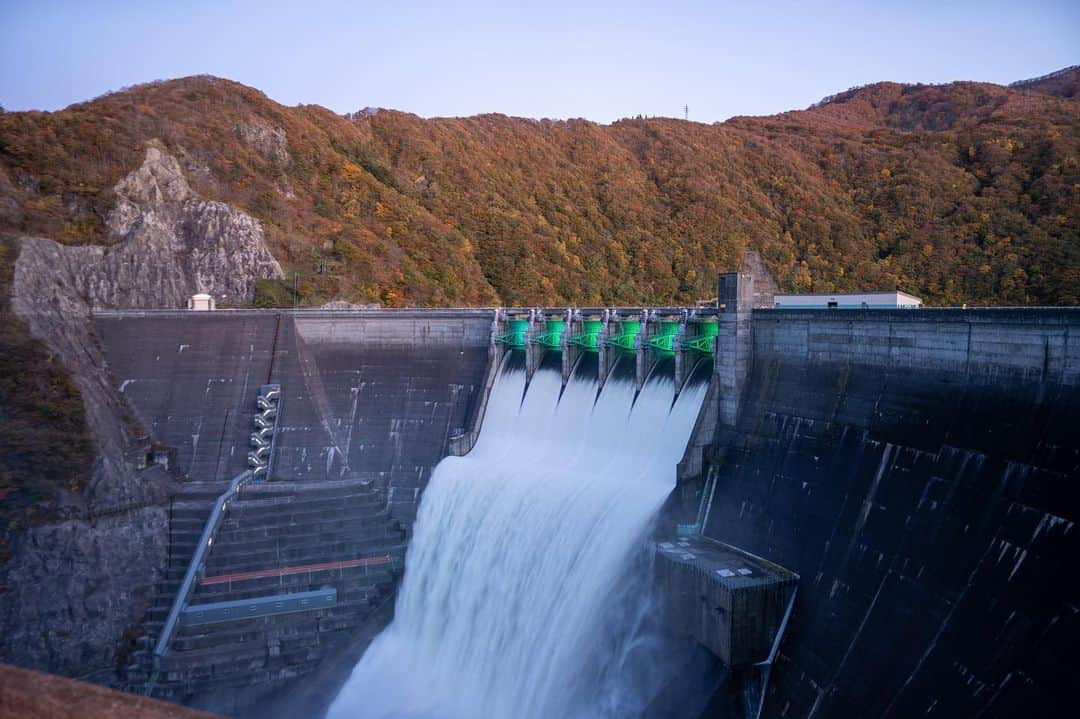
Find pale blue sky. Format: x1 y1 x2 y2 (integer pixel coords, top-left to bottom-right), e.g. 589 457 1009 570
1 0 1077 122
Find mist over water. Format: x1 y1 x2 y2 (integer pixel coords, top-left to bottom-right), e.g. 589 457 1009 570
327 353 709 719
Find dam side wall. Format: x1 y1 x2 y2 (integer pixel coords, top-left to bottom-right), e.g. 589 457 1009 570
284 312 492 521
95 311 492 504
95 313 279 483
703 308 1079 718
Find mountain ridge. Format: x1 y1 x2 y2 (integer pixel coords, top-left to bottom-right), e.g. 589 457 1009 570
1 67 1077 306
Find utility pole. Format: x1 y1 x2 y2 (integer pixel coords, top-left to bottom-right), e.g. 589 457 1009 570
292 272 299 309
684 104 688 121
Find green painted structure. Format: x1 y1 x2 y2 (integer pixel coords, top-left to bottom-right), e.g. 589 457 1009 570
604 318 641 352
495 317 530 348
646 318 682 356
530 317 566 349
682 319 719 353
568 318 604 352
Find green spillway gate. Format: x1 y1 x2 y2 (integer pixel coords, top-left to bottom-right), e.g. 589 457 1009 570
683 319 719 353
604 319 641 352
495 318 530 348
646 319 682 356
530 317 566 349
568 318 604 351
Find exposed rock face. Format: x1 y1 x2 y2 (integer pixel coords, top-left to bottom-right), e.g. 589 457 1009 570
1 143 284 683
0 508 168 679
235 121 291 167
12 143 283 504
30 144 284 309
11 236 161 513
741 249 779 309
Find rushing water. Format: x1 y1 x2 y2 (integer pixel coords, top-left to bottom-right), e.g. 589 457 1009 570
327 353 710 719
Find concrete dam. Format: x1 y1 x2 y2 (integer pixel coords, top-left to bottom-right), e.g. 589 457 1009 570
91 274 1078 718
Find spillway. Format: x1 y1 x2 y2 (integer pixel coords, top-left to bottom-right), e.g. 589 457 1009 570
327 353 710 718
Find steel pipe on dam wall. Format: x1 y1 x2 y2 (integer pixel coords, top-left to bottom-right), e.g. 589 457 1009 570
702 308 1079 717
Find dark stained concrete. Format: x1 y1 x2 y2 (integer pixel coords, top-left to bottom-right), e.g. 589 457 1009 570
93 306 1078 719
702 308 1079 718
96 312 278 483
94 309 493 711
280 315 491 520
655 536 796 667
95 310 492 508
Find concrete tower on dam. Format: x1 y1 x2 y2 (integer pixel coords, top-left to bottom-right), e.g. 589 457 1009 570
83 275 1078 718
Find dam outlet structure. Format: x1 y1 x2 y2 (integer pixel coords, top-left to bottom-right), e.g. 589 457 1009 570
83 273 1077 718
328 352 713 719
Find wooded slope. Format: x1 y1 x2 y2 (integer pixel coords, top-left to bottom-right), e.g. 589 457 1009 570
1 68 1077 306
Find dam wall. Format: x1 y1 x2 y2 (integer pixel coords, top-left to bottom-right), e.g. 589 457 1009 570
91 304 1077 717
95 310 493 519
702 307 1079 717
95 312 279 483
94 310 494 710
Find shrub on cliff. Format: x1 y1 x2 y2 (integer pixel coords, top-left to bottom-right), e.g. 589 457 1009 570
252 277 295 308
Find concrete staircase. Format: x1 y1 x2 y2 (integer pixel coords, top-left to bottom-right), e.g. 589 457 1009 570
124 479 405 700
122 481 227 687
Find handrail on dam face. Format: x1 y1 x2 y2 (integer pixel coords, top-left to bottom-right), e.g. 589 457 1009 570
152 469 255 673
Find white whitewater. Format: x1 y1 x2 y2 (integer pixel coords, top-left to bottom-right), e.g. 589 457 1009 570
328 355 710 719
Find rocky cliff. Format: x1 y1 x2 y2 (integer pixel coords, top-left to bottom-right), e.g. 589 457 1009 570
0 143 284 683
19 143 283 310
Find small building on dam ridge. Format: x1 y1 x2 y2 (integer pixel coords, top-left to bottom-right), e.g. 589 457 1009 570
79 275 1078 718
771 289 923 309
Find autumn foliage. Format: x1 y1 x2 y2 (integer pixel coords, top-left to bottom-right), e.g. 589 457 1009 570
0 70 1077 307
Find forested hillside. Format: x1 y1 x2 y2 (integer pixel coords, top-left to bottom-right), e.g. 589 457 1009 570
1 67 1077 306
